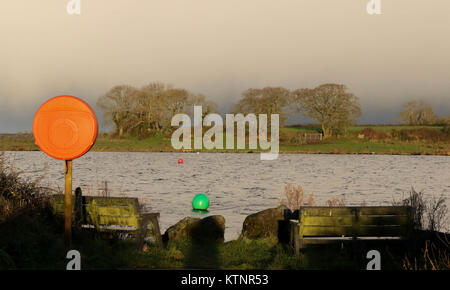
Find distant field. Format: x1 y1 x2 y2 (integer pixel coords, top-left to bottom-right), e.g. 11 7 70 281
286 125 444 133
0 133 37 151
282 126 321 133
1 125 449 155
281 125 449 155
280 138 449 155
347 125 443 132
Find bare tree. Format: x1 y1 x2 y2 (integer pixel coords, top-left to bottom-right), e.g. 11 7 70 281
96 85 138 137
399 100 436 125
186 93 218 119
292 84 361 138
436 116 450 126
98 82 218 138
133 83 191 136
232 87 291 126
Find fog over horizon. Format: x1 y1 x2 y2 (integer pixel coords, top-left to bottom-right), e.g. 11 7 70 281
1 0 450 133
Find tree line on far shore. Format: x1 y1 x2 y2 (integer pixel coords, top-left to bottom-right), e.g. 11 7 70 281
398 100 449 127
97 83 217 138
97 82 449 139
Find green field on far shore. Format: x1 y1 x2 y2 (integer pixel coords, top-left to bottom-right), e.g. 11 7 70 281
1 125 449 155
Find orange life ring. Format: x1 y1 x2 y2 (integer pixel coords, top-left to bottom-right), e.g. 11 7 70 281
33 95 98 160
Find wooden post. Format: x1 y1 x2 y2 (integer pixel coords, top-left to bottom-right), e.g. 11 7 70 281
65 160 73 249
290 220 300 257
74 187 83 229
298 215 305 251
351 208 359 261
352 207 359 241
151 214 163 248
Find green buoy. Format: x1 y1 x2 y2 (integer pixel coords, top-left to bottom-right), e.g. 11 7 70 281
192 193 210 211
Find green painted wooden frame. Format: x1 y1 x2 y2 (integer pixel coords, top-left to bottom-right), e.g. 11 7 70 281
290 206 414 256
49 190 162 248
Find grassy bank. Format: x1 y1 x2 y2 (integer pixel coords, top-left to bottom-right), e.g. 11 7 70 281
1 125 449 155
1 208 447 270
0 208 440 270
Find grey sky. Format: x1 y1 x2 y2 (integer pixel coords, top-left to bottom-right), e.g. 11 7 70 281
1 0 449 132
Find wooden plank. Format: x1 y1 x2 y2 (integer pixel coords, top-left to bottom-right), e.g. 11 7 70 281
358 216 409 226
85 196 139 207
303 238 351 245
95 215 139 227
302 216 353 226
301 206 411 217
301 207 354 217
359 207 410 216
302 225 408 237
84 196 140 216
302 237 407 245
303 226 354 237
85 207 139 226
356 225 408 237
93 205 135 217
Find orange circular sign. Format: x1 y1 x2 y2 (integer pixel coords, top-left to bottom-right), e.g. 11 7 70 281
33 96 98 160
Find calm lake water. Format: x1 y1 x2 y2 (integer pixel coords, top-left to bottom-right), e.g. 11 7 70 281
3 151 450 240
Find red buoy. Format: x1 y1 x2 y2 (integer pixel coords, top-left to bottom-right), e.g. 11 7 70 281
178 158 184 164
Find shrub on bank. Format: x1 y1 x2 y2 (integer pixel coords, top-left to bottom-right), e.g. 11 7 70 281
356 128 389 141
442 125 450 136
356 127 450 142
0 154 64 269
0 154 148 269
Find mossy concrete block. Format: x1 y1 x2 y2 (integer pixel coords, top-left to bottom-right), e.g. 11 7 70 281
163 215 225 244
240 205 287 241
